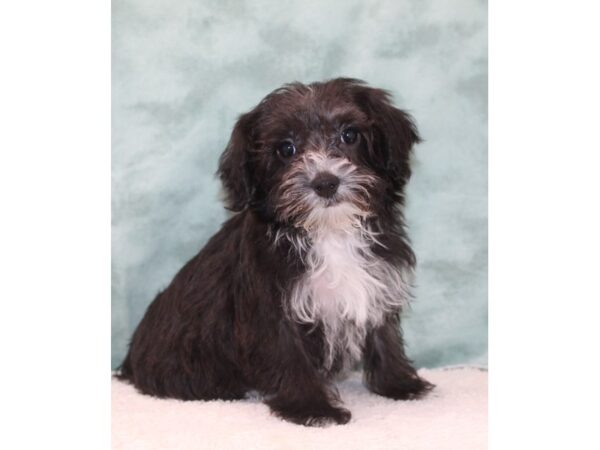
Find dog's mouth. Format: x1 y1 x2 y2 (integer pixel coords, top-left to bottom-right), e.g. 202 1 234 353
322 196 342 208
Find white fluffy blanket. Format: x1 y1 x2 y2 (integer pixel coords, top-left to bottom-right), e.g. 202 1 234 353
112 367 487 450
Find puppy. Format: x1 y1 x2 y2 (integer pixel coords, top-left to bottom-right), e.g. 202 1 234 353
117 78 433 426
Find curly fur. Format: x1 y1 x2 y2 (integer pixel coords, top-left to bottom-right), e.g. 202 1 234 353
117 78 433 427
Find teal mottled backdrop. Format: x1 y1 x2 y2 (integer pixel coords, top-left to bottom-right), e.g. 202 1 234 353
112 0 487 369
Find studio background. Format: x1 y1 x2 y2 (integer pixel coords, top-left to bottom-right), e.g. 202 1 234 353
112 0 487 369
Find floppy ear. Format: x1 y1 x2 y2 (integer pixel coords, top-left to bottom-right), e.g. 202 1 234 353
353 84 421 189
217 111 257 211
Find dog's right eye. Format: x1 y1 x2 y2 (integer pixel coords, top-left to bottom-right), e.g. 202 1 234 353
277 141 296 158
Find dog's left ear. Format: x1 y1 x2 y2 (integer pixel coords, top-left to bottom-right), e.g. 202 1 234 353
353 84 421 189
217 110 258 212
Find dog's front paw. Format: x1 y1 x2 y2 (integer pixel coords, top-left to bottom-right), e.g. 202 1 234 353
269 402 351 427
301 406 351 427
371 375 434 400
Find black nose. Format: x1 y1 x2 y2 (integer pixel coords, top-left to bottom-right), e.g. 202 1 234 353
311 172 340 198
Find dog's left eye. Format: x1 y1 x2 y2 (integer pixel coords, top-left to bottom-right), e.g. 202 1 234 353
341 127 359 145
277 141 296 158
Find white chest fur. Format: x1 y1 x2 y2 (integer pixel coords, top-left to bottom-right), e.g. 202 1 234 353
288 224 412 368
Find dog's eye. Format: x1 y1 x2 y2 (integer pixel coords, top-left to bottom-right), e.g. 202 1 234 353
277 141 296 158
341 127 359 145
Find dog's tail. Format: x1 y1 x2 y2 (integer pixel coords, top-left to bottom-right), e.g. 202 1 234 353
114 352 133 382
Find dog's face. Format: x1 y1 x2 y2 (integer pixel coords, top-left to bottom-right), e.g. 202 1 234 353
218 78 420 231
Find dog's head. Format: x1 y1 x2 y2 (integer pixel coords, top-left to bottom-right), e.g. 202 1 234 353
218 78 420 231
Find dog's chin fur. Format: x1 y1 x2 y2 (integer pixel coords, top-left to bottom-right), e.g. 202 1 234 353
117 78 433 427
286 206 413 372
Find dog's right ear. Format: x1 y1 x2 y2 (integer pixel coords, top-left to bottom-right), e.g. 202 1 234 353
217 110 258 212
